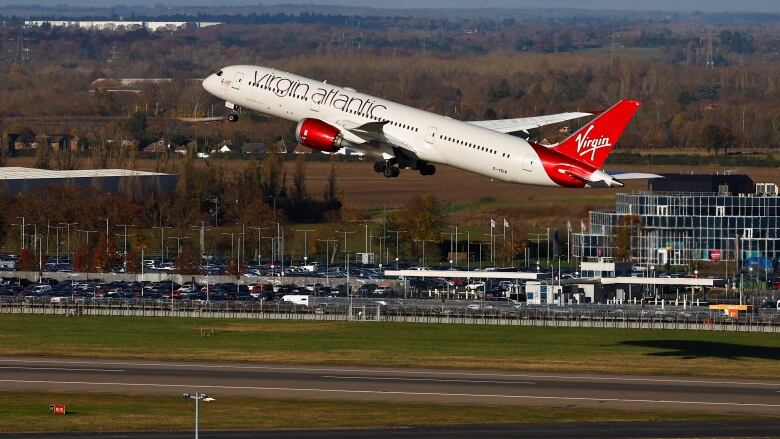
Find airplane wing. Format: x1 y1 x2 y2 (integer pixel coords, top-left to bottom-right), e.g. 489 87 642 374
331 118 412 161
468 111 593 134
607 171 664 180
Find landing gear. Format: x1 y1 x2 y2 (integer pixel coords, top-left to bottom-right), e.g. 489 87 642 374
375 160 400 178
383 165 400 178
225 102 242 123
419 163 436 176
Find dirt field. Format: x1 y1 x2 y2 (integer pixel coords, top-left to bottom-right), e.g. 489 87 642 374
7 156 779 229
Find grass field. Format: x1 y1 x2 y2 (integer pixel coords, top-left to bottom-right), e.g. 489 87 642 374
1 316 779 377
0 391 740 433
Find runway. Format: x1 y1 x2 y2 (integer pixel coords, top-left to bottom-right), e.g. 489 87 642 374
0 356 779 415
5 421 780 439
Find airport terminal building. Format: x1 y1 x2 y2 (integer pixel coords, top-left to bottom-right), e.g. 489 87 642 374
573 174 780 267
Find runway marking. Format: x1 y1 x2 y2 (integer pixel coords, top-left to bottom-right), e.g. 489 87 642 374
0 366 125 372
1 379 779 409
1 358 778 388
322 375 536 385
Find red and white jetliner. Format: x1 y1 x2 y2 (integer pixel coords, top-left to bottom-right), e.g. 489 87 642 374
203 65 659 188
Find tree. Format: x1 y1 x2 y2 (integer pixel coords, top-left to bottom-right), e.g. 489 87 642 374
701 124 735 154
614 215 642 262
397 195 445 263
34 143 51 170
289 155 307 207
18 248 37 271
175 248 200 275
92 232 122 272
225 257 246 277
73 246 95 273
487 79 511 103
259 152 284 198
323 161 341 211
126 111 149 143
125 248 142 274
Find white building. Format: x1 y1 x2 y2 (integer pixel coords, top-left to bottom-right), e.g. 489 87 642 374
25 21 222 32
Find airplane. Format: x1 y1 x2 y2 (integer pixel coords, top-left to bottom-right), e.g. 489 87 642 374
202 65 659 188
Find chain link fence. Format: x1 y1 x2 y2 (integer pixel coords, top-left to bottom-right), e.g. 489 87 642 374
2 297 778 332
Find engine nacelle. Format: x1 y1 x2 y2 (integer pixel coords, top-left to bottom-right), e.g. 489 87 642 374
295 118 350 152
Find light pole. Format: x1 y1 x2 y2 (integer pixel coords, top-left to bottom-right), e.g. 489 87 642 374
182 393 214 439
222 232 240 278
116 224 135 271
77 229 97 285
249 226 268 265
336 230 356 311
413 239 434 267
262 236 276 276
317 239 337 285
14 216 25 249
360 223 370 256
98 217 110 254
59 222 78 261
335 230 356 272
295 228 315 265
168 236 191 256
388 230 407 269
153 225 173 260
465 231 471 271
50 224 64 263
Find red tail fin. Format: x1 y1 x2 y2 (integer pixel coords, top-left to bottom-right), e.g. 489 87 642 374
552 100 641 168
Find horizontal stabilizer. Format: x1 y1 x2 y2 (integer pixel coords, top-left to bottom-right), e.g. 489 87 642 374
607 172 664 180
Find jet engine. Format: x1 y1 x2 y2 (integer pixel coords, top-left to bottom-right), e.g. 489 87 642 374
295 118 351 152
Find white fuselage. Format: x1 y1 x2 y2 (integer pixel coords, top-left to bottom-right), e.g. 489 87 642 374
202 65 557 186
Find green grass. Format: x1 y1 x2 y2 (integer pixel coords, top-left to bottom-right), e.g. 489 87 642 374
0 391 748 432
1 316 779 377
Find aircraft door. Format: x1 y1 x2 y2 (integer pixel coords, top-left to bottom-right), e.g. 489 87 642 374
425 126 438 144
231 72 244 90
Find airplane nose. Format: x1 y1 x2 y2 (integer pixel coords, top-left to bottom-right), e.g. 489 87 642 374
202 75 216 94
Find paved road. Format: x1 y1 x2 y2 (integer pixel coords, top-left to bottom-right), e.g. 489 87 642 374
3 421 780 438
0 357 778 416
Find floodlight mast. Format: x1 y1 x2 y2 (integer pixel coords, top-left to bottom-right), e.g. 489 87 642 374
183 392 214 439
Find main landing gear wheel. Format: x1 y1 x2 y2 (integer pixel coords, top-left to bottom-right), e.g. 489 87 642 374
227 113 239 123
419 164 436 176
383 166 400 178
373 162 386 173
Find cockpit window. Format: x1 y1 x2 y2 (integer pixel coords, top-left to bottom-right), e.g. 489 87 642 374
216 71 223 76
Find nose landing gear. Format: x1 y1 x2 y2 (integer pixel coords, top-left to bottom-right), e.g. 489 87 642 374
225 102 242 123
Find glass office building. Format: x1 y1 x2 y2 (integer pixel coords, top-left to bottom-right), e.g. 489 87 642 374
573 174 780 267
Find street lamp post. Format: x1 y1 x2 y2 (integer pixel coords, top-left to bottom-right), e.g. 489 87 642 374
77 229 97 286
153 225 173 260
413 239 434 267
116 224 135 271
59 222 78 261
295 228 315 265
388 230 407 269
317 239 337 285
182 393 214 439
249 226 268 265
98 217 110 254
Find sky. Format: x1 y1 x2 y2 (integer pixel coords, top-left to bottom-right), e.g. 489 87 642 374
2 0 780 12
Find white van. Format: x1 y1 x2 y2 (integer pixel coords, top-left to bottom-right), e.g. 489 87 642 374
281 295 310 306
